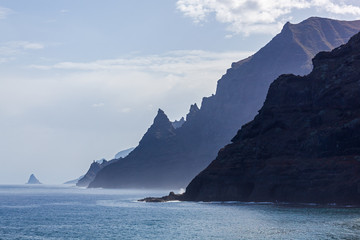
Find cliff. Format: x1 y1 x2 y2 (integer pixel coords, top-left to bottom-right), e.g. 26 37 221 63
90 17 360 189
76 158 120 187
182 31 360 204
89 109 187 188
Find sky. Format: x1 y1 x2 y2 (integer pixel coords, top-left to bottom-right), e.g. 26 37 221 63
1 0 360 184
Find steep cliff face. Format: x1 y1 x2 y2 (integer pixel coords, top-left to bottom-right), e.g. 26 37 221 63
75 147 134 186
183 32 360 204
201 17 360 147
76 158 123 187
76 161 104 187
90 17 360 189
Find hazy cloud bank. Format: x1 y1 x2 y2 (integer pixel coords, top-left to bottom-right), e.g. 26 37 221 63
0 49 252 183
0 41 44 63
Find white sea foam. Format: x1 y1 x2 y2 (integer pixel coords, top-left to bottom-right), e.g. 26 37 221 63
45 201 82 206
96 199 145 208
1 204 40 209
178 188 185 194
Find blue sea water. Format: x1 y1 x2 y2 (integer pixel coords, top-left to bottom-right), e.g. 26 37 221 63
1 185 360 239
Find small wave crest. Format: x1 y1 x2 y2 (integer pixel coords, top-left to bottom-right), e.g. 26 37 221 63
0 204 40 209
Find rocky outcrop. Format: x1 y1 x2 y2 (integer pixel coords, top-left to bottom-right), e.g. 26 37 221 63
76 161 104 187
182 32 360 205
185 103 199 122
139 192 183 202
138 109 176 145
172 117 185 129
75 148 134 186
89 109 188 188
114 147 134 159
90 17 360 189
27 174 41 184
76 158 120 187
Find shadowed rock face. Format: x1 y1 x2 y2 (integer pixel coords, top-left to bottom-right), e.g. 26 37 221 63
77 158 123 187
90 17 360 189
172 117 185 129
89 109 187 188
76 147 134 187
77 161 104 187
183 32 360 205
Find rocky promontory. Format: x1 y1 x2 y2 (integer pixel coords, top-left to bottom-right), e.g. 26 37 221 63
139 192 184 202
179 31 360 205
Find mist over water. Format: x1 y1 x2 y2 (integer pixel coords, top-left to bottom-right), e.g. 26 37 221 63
1 185 360 239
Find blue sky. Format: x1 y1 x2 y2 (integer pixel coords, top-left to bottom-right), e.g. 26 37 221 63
1 0 360 184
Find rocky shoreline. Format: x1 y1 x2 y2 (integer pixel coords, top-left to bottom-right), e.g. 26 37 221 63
138 192 184 202
141 31 360 205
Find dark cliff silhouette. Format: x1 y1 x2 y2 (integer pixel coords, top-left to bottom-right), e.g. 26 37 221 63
76 147 134 187
90 17 360 189
181 31 360 204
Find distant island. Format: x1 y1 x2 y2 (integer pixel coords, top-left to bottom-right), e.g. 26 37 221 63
27 174 41 184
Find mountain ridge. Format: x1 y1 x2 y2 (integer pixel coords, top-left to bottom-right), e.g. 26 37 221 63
181 31 360 204
89 17 360 189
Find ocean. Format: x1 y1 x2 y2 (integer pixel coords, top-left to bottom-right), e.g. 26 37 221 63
0 185 360 239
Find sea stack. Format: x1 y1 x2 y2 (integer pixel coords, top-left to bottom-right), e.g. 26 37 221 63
27 174 41 184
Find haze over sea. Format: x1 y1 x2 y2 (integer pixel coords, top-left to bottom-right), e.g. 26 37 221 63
0 185 359 239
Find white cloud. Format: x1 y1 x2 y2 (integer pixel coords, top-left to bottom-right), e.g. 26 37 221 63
0 41 44 63
60 9 70 14
0 41 44 56
19 42 44 50
0 49 254 184
92 103 105 108
26 50 253 117
0 57 12 63
2 49 253 120
7 41 44 50
0 6 12 19
30 50 252 73
176 0 360 35
121 108 131 113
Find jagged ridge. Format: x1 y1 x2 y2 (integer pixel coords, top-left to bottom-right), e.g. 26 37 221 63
90 17 360 189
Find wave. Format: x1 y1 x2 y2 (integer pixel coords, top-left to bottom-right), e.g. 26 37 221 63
44 201 82 206
0 204 40 209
